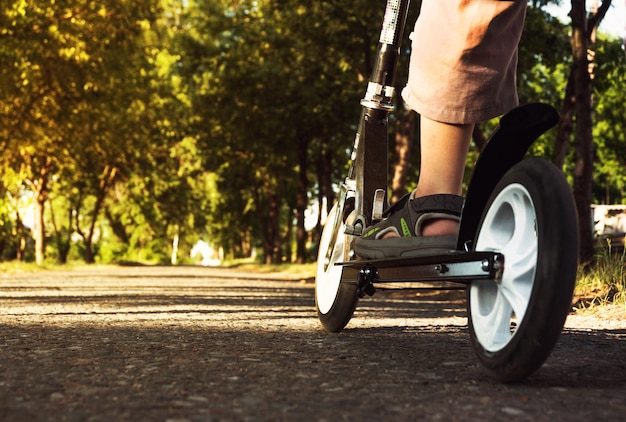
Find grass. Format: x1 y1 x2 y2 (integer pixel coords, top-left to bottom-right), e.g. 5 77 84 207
574 244 626 311
220 259 317 278
0 261 72 273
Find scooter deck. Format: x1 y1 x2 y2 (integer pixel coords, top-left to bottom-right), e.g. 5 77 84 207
338 250 504 286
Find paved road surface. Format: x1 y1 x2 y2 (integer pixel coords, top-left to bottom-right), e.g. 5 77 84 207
0 266 625 421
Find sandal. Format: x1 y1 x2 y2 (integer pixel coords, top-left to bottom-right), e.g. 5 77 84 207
353 193 464 259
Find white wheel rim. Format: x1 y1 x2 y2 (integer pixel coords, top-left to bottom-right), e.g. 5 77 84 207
470 183 538 352
315 205 348 314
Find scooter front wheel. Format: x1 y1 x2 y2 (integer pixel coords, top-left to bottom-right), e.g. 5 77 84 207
315 202 359 332
468 158 578 382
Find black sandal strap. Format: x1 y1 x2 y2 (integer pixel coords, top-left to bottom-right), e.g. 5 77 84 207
362 193 463 239
409 194 464 217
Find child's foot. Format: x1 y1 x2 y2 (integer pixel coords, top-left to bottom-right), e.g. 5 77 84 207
353 193 463 259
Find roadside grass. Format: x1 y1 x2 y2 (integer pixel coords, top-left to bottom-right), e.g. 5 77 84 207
573 245 626 311
221 259 317 279
0 261 72 273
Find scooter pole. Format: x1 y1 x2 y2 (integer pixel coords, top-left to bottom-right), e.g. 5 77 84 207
346 0 410 235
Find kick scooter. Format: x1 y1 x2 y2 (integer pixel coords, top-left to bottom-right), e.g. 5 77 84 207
315 0 579 383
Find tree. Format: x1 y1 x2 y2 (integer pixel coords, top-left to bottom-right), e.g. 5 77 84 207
592 36 626 203
562 0 611 264
0 0 72 263
178 0 381 263
0 0 164 264
1 0 623 266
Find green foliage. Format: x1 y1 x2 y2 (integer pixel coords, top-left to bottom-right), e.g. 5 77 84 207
592 35 626 204
177 0 386 262
0 0 624 265
0 199 19 260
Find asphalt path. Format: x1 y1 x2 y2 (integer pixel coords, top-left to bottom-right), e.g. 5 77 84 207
0 265 625 421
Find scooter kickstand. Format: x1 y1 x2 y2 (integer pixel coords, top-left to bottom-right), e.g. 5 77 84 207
357 267 377 298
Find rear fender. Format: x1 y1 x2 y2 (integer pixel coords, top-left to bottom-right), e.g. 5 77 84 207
457 103 559 250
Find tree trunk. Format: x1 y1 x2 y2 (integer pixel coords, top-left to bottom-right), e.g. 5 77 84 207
295 134 309 264
32 159 52 265
568 0 612 264
390 108 416 203
72 166 117 264
49 202 72 264
33 193 46 265
313 147 333 253
105 207 130 244
262 184 281 265
15 210 26 262
283 207 294 263
171 230 179 265
83 232 95 264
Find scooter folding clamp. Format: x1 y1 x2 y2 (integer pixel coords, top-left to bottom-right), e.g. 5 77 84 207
344 215 366 237
372 189 387 221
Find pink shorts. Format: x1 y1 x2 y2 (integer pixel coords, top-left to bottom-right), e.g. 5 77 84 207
401 1 527 124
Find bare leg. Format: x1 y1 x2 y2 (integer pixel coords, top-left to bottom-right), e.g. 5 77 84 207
414 117 473 197
415 117 473 236
383 116 473 238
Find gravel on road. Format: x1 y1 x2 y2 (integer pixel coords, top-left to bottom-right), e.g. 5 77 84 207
0 265 625 421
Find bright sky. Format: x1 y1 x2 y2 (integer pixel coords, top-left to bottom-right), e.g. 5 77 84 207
545 1 626 37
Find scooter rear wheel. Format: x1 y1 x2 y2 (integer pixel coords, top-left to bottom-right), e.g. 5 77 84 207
468 158 578 382
315 202 359 332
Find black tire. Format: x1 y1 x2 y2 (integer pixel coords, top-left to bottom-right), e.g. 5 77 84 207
315 202 359 332
467 158 579 382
